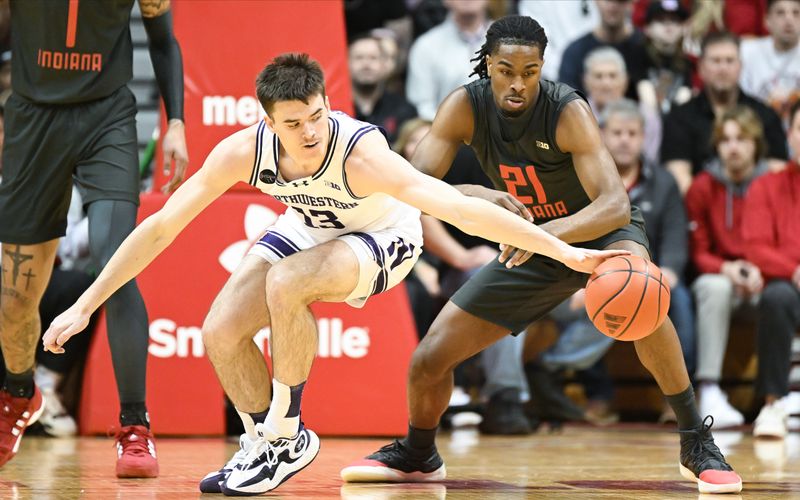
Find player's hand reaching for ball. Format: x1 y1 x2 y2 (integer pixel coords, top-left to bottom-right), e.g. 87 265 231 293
42 304 92 354
561 247 631 274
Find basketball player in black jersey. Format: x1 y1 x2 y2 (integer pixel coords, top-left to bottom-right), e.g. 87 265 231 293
0 0 187 477
343 15 741 494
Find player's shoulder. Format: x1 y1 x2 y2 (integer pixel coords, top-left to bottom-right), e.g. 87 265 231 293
204 122 262 178
430 86 474 142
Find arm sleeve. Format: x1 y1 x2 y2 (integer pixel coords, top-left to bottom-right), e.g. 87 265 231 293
743 176 797 279
686 179 725 274
142 10 184 121
658 175 689 277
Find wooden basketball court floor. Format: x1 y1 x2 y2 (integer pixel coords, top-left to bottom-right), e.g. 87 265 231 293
1 426 798 499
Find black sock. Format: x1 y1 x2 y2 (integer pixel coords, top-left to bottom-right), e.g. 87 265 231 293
248 409 270 424
666 385 702 430
120 401 150 428
287 382 305 418
404 424 437 451
4 368 35 399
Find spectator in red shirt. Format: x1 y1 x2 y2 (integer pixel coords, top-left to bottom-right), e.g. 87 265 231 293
686 105 768 428
742 101 800 439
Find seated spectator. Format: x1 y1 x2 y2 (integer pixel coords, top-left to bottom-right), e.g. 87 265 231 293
559 0 647 98
739 0 800 127
583 46 661 163
638 0 693 115
742 101 800 439
686 105 769 428
349 34 417 145
601 99 695 379
662 31 787 194
517 0 599 81
406 0 490 120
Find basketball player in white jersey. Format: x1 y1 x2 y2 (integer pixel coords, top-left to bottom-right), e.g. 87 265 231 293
42 53 625 495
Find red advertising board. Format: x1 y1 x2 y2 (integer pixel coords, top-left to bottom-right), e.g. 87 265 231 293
152 0 353 192
79 194 418 436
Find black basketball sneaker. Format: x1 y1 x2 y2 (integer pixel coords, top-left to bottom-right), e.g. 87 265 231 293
199 433 254 493
678 416 742 493
340 439 446 482
222 423 320 496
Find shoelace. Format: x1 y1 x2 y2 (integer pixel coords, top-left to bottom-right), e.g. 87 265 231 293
243 423 280 470
114 427 152 457
678 415 731 471
223 436 252 470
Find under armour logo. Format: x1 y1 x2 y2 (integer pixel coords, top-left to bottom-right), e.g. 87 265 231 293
292 180 310 187
259 169 277 184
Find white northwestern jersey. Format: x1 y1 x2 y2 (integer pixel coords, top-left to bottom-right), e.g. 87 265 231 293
247 111 422 245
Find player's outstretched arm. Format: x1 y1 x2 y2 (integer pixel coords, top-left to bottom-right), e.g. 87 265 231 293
345 131 628 273
42 129 255 353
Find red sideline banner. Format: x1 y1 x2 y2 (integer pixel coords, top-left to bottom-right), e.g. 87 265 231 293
153 0 353 192
80 193 418 436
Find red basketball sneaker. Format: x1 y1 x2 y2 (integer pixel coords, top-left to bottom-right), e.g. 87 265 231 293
115 425 159 478
0 386 45 467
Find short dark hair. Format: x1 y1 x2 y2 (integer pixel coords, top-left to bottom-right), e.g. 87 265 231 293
470 15 548 79
255 53 326 116
700 31 740 59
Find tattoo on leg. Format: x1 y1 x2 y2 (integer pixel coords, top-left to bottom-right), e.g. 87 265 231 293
3 245 34 287
1 287 31 306
1 314 39 368
22 269 36 291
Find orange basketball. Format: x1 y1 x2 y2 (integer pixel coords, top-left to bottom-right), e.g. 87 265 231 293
584 255 670 341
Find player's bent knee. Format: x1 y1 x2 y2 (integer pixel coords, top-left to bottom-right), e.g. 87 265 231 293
0 290 42 324
265 263 311 307
409 342 450 383
201 320 241 353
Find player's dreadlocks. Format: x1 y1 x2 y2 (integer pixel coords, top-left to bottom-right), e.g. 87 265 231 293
470 15 548 79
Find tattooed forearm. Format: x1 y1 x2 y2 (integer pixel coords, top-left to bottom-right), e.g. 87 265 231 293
139 0 171 18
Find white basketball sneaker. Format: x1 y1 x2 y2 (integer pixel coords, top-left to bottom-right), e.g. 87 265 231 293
698 384 744 429
199 433 255 493
754 399 789 439
222 422 320 495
